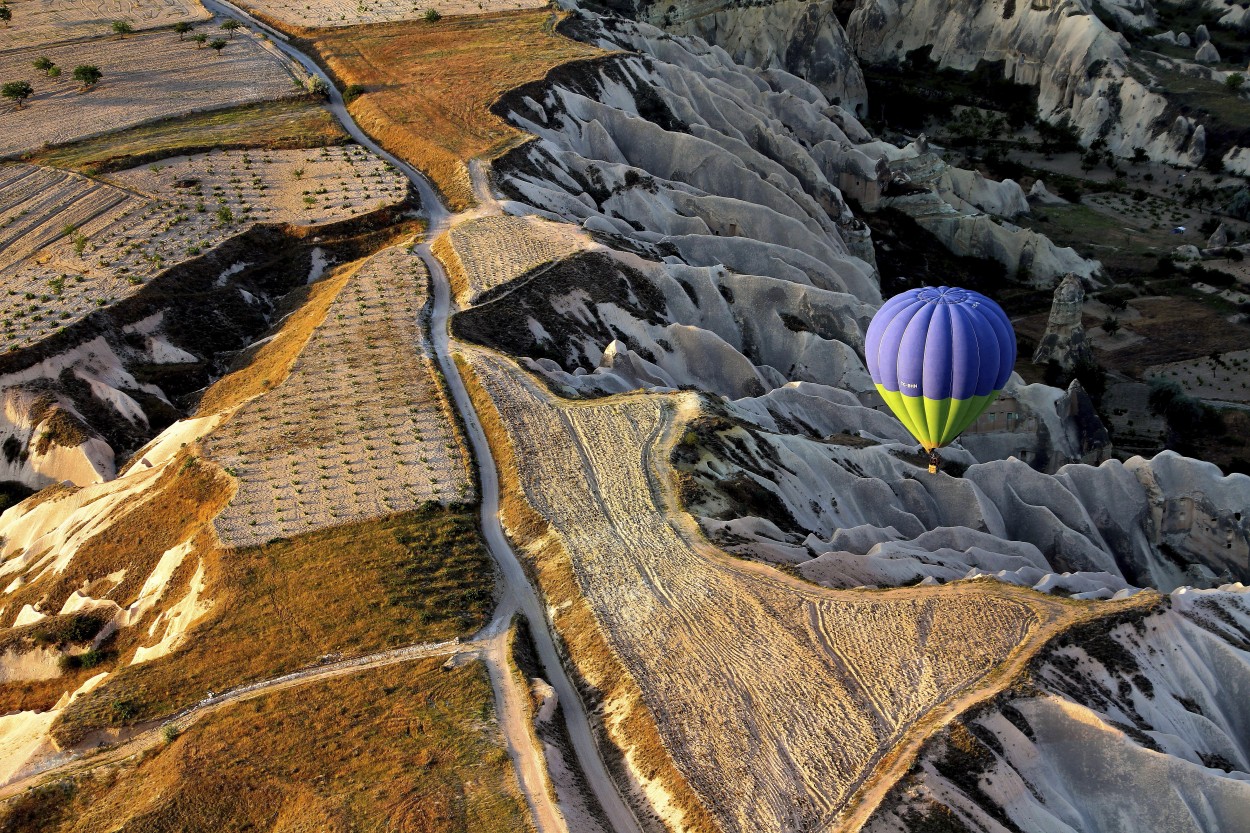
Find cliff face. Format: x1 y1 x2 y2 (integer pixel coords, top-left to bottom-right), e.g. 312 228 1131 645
846 0 1208 165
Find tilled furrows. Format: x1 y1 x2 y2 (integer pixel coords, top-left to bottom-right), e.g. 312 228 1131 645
472 351 1045 833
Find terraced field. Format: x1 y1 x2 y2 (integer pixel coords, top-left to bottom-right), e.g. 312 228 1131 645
0 0 211 52
238 0 544 30
0 29 305 157
439 213 594 305
206 245 473 547
0 148 406 351
463 348 1083 833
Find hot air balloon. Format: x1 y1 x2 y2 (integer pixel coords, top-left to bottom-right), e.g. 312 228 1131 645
865 286 1016 472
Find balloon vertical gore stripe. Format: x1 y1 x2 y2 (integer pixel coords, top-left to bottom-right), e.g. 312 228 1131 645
865 287 1017 452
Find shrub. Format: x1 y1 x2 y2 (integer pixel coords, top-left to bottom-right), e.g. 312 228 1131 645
1227 72 1245 92
343 83 366 103
111 20 134 37
423 8 442 21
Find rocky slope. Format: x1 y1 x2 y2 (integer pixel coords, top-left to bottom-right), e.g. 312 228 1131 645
846 0 1211 165
865 587 1250 833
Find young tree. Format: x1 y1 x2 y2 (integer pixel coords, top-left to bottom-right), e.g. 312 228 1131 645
111 20 134 38
1101 315 1120 336
220 18 241 38
1227 72 1245 92
32 56 55 75
174 21 193 39
0 5 11 27
191 32 208 48
1 80 33 109
72 64 102 90
208 38 227 56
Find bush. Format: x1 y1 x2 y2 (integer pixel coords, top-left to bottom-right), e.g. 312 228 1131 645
343 83 366 103
1227 72 1245 92
423 8 442 22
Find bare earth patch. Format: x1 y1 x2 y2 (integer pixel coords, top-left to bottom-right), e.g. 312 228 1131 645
0 29 305 157
463 348 1078 833
0 0 211 53
439 213 596 305
0 147 407 351
205 245 473 548
238 0 543 30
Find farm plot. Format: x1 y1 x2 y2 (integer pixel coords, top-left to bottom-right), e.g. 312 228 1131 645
439 214 594 305
464 349 1079 833
1146 348 1250 404
0 0 211 53
206 246 473 548
309 12 601 210
238 0 543 30
0 149 407 351
0 29 305 158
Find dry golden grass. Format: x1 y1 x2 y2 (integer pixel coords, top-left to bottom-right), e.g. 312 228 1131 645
455 354 721 832
305 11 602 209
4 660 532 833
53 506 494 746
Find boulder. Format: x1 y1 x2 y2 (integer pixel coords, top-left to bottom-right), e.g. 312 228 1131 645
1151 30 1178 45
1196 42 1222 64
1028 180 1067 204
1208 222 1231 249
1196 24 1211 46
1178 32 1192 47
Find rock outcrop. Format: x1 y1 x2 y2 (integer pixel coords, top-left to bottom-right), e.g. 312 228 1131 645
1033 273 1094 369
1196 41 1223 63
845 0 1207 165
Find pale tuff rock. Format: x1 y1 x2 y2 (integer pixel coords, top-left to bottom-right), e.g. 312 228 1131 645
845 0 1206 165
1196 23 1212 45
660 0 868 112
1033 273 1093 370
1028 179 1069 204
865 588 1250 833
1196 41 1223 63
1179 31 1193 47
1208 222 1231 249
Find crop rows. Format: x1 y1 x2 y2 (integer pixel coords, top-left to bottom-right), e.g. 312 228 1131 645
446 214 591 304
0 148 407 352
207 246 473 548
0 29 304 157
468 349 1050 833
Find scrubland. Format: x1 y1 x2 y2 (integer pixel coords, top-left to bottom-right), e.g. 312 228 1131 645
2 660 530 833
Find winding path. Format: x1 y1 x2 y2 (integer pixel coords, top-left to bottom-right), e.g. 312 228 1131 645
197 4 644 832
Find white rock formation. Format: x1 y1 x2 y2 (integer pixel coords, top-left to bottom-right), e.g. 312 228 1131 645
1196 41 1223 63
1033 273 1094 369
845 0 1208 166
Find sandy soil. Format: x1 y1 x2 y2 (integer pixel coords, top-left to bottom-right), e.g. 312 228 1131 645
0 0 211 52
0 148 406 351
465 348 1072 833
238 0 544 30
206 245 473 548
443 214 595 305
0 29 305 157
